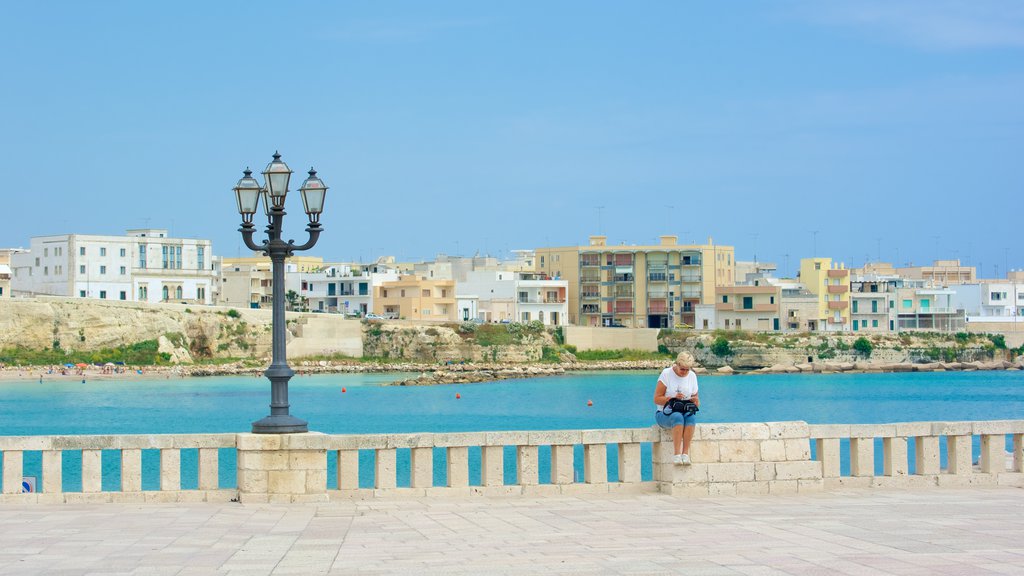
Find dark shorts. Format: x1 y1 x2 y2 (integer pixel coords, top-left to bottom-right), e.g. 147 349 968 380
655 410 697 428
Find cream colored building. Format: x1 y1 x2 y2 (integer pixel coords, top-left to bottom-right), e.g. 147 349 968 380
713 285 781 331
374 276 457 321
897 259 976 285
850 276 899 333
535 235 735 328
895 285 965 332
218 255 324 309
0 249 19 298
799 258 850 331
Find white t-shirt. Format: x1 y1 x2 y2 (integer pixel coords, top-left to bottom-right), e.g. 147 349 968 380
656 366 698 411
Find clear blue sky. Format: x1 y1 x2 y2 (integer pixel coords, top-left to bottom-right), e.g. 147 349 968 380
1 1 1020 277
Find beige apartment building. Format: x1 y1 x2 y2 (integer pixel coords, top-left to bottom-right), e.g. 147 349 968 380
897 259 976 285
218 255 324 309
0 249 18 298
535 235 734 328
374 276 457 321
712 285 781 331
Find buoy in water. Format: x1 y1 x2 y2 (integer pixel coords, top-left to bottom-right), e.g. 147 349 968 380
342 387 347 393
456 393 461 399
587 400 593 407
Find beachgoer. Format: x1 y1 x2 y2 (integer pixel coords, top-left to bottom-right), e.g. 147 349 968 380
654 351 700 465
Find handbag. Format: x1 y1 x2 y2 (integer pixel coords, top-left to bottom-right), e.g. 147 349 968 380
663 397 699 415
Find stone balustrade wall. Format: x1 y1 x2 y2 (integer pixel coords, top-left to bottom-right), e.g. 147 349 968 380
1 420 1022 503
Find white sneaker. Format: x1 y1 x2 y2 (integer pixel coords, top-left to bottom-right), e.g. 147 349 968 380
680 454 692 465
672 454 684 465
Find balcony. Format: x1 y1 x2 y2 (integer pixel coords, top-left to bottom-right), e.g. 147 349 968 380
827 301 849 310
581 292 601 300
828 316 848 324
518 297 567 304
648 305 668 314
827 269 849 278
827 285 849 294
914 307 957 315
648 289 669 299
715 302 733 311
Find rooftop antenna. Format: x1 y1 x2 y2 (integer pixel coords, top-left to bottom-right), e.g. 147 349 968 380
596 206 605 236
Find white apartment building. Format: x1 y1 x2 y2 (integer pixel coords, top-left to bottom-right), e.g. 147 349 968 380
0 264 10 298
457 270 568 326
287 264 401 315
950 283 1024 321
10 229 216 304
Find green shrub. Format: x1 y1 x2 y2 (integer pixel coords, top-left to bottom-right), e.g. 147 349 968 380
540 346 561 363
563 344 578 354
657 344 670 354
573 348 673 361
852 337 873 357
226 309 241 319
551 326 564 345
424 327 440 337
693 341 704 349
989 334 1007 349
954 332 970 344
710 337 732 357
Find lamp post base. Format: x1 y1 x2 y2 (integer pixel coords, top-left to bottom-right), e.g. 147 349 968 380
251 414 309 434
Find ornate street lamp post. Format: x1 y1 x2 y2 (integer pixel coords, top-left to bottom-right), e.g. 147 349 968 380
233 152 328 433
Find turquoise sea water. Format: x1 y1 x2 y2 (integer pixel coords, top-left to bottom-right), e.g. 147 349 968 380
1 370 1022 490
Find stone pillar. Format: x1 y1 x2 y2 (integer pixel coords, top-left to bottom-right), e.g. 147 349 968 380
618 443 641 483
160 449 181 492
481 446 503 487
1 450 22 494
915 436 940 475
42 450 62 494
374 448 396 490
517 446 538 486
550 445 574 485
583 444 607 484
410 447 433 489
81 449 103 493
946 435 971 476
198 448 219 491
979 434 1004 475
883 437 908 477
446 447 469 487
121 449 142 492
849 437 874 477
815 438 841 478
1014 434 1023 474
236 433 328 504
336 450 359 490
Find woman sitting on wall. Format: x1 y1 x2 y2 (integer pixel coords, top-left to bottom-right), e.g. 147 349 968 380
654 352 700 465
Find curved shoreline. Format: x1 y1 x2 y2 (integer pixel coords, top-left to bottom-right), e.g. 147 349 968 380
3 357 1020 385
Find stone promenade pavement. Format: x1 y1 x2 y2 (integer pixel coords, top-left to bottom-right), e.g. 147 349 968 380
1 488 1022 575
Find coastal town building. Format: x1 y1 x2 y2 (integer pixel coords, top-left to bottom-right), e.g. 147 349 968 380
374 276 457 321
10 229 216 304
779 288 820 332
850 275 900 332
709 285 781 331
455 271 569 325
217 255 324 309
535 235 735 328
287 264 401 316
897 259 976 285
799 258 850 331
950 282 1024 327
895 284 965 332
0 249 21 298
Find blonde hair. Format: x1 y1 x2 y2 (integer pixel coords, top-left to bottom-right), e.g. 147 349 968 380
675 352 695 369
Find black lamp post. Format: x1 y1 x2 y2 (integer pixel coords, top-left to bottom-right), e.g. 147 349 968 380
234 152 328 434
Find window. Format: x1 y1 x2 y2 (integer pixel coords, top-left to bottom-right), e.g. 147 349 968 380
175 286 183 299
35 257 40 266
422 309 431 316
99 265 107 274
722 295 729 303
991 292 1002 301
80 247 86 256
538 311 545 323
197 246 205 270
100 247 106 256
44 248 48 257
401 289 406 297
120 266 126 275
176 246 182 269
162 246 169 269
871 301 878 313
920 298 930 309
43 266 48 275
99 290 107 299
120 248 126 257
522 312 530 322
80 290 86 297
742 296 753 310
162 286 169 300
79 265 86 274
422 289 431 297
814 263 821 270
197 287 205 300
119 291 126 301
872 320 878 328
852 301 858 313
139 244 147 268
903 299 912 309
769 296 775 304
139 286 148 300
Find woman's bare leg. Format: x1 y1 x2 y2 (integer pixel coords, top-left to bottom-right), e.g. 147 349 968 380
672 425 683 454
682 425 695 455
